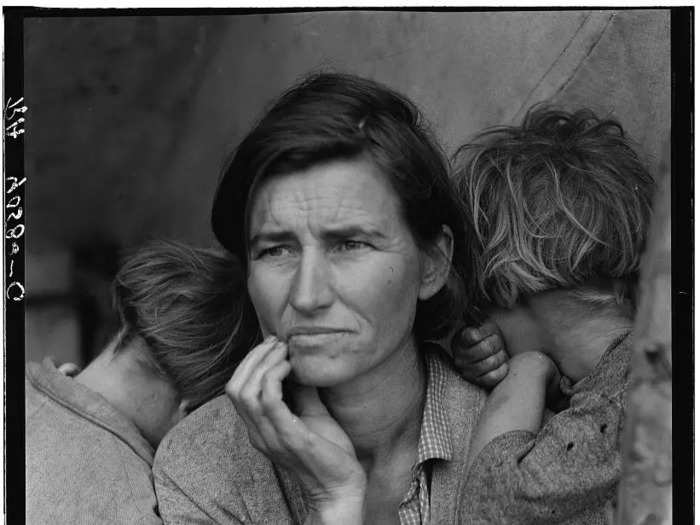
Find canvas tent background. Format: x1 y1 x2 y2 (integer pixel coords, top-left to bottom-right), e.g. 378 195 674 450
24 9 669 364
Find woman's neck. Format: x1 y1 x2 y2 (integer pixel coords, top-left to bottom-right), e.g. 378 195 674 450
319 337 426 468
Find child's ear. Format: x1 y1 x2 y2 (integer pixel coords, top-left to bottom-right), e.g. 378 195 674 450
419 225 454 301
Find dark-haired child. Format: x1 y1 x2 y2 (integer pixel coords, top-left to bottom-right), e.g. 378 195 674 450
26 241 255 524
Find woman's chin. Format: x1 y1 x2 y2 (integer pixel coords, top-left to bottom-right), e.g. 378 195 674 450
288 356 351 387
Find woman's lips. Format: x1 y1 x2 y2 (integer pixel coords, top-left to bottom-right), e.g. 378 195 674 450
286 328 350 349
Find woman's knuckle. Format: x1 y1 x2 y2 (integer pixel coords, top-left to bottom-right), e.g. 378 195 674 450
260 396 278 416
479 355 493 369
225 381 240 399
260 384 280 406
261 371 277 390
236 389 253 406
491 352 506 367
299 431 317 451
480 354 496 367
476 338 490 355
244 399 261 416
482 369 499 382
487 333 503 351
458 328 472 344
278 430 300 451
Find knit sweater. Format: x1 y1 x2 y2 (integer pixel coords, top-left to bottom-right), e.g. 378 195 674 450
25 358 162 525
153 346 487 524
460 333 632 524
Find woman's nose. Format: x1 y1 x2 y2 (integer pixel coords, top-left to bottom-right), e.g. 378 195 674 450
289 250 334 314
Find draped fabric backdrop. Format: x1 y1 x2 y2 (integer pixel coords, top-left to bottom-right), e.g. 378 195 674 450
24 9 670 364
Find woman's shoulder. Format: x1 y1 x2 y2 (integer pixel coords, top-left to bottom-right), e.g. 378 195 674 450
155 394 258 469
424 342 488 406
424 343 488 448
153 395 297 523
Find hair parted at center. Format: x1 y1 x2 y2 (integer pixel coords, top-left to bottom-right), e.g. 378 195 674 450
452 105 655 310
113 240 258 410
211 72 477 339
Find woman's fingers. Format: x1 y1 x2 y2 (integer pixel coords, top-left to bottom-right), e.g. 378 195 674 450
453 326 484 349
226 335 279 394
260 360 298 436
476 362 509 387
470 349 509 375
456 344 509 388
226 338 290 454
229 346 365 506
452 320 501 350
260 359 293 406
265 383 363 490
238 342 287 405
454 332 505 366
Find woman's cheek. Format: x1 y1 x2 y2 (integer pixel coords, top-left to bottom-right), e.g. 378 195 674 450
248 267 282 333
363 259 418 312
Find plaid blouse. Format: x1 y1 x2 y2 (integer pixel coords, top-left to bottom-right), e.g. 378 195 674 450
397 351 453 525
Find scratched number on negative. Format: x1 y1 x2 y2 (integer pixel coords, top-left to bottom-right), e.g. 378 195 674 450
5 97 27 139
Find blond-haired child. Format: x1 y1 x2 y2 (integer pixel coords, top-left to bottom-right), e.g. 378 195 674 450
452 106 654 524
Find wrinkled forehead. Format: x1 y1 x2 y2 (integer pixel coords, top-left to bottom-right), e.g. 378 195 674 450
246 157 404 238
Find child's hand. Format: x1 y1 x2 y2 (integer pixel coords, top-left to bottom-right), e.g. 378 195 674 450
452 321 509 388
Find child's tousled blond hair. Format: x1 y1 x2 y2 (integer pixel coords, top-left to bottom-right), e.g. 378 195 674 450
453 106 655 311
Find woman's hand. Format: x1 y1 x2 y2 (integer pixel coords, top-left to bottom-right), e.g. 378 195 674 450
226 336 366 524
452 321 509 388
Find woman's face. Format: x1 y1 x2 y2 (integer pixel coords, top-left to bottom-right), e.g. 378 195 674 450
246 157 442 387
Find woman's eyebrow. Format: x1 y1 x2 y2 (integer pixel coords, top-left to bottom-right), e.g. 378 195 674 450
322 226 387 241
248 230 295 246
249 225 388 246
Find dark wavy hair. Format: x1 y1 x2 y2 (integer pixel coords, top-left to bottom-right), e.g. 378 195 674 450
453 105 655 311
212 73 475 340
113 241 258 410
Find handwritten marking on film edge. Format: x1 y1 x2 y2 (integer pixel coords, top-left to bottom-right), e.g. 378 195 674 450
5 97 26 140
5 97 26 302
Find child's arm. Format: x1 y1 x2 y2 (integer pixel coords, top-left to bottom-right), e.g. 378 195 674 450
466 351 559 469
457 331 632 524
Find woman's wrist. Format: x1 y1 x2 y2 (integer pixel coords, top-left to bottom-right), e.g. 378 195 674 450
305 482 366 525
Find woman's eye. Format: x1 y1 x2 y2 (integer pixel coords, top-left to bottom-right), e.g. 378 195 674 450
258 245 294 258
336 240 369 252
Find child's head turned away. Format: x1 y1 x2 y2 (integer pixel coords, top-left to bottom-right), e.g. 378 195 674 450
454 105 655 314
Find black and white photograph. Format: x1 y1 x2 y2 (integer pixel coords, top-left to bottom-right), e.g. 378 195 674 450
8 7 688 525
